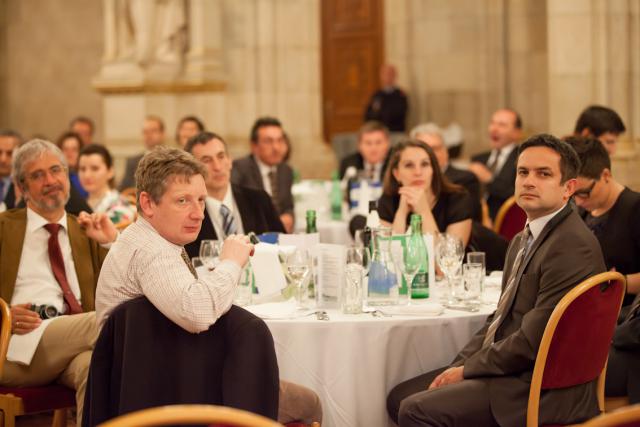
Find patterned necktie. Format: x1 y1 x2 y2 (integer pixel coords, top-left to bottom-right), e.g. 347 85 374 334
0 179 5 202
483 225 532 347
181 248 198 279
220 204 238 237
43 223 83 314
487 149 502 174
268 169 280 212
366 164 375 181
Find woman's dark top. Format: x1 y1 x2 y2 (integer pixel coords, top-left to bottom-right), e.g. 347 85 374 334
377 190 473 231
581 187 640 306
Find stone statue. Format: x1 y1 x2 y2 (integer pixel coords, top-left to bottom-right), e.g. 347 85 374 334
103 0 188 67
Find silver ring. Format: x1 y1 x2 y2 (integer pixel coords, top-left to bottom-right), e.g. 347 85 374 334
15 321 20 327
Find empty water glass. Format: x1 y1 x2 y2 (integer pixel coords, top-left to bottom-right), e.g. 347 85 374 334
286 249 311 310
467 252 486 292
343 246 368 314
462 263 483 304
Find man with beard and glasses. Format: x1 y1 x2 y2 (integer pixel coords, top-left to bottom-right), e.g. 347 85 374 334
0 139 118 425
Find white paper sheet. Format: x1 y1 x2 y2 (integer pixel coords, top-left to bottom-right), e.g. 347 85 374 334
7 317 57 365
316 243 346 301
249 243 287 298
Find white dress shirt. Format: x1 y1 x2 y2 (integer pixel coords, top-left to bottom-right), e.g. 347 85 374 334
255 156 277 196
486 142 517 176
12 208 82 313
526 204 567 242
204 184 245 238
363 161 384 183
95 216 242 333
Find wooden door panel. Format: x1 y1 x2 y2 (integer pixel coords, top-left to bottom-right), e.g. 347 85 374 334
322 0 383 141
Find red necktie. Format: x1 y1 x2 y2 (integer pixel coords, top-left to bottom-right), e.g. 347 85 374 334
44 223 83 314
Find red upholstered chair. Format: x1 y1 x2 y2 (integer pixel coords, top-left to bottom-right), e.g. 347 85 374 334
527 272 626 427
0 298 76 427
95 404 283 427
581 404 640 427
493 196 527 241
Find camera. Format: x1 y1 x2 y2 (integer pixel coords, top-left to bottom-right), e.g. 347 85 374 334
30 304 59 320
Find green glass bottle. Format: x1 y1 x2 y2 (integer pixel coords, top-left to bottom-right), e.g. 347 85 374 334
305 210 317 299
306 210 317 233
330 171 343 220
409 214 429 299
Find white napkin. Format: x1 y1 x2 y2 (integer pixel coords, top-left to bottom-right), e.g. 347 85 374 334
383 302 444 316
245 299 299 320
7 317 57 365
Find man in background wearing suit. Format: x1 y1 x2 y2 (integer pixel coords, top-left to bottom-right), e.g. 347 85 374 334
0 139 117 425
363 64 408 132
119 115 166 190
470 109 523 220
231 117 294 233
339 121 391 182
387 134 605 427
183 132 285 259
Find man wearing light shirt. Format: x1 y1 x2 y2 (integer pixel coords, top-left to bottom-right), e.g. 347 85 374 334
183 132 284 259
469 109 523 220
388 135 605 427
0 139 118 425
231 117 294 232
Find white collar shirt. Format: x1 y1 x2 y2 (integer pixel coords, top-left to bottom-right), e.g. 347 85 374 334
95 216 242 333
526 204 567 243
255 156 277 196
205 184 245 239
362 161 384 183
12 208 82 313
487 142 517 176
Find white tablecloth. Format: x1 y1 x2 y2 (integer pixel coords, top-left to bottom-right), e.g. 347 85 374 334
263 306 492 427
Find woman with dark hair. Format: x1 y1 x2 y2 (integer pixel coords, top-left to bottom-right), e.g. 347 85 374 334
379 139 473 245
56 131 87 198
78 144 136 226
175 115 205 147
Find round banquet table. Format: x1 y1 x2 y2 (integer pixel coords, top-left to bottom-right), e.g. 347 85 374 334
263 306 492 427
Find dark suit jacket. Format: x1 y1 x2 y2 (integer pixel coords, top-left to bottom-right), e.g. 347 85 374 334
82 297 279 426
184 185 285 259
5 181 92 216
363 87 408 132
338 151 390 181
0 208 108 311
445 165 482 222
231 155 294 217
472 148 518 220
451 204 605 427
118 153 144 191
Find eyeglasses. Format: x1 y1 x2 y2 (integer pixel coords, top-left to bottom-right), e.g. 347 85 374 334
574 179 597 199
25 164 67 183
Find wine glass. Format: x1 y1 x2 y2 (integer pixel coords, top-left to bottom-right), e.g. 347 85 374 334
436 234 464 305
391 238 422 305
286 249 311 310
199 240 221 270
344 246 369 314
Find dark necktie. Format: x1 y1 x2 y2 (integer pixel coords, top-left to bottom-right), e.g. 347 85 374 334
268 169 280 212
366 164 375 181
487 149 502 174
483 225 532 346
181 247 198 279
0 179 5 202
44 223 83 314
220 204 238 237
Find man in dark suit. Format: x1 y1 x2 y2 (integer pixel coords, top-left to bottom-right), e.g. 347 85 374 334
339 121 391 182
231 117 294 233
411 123 482 222
387 134 606 427
470 109 523 220
0 139 117 425
183 132 285 259
363 64 408 132
118 115 166 190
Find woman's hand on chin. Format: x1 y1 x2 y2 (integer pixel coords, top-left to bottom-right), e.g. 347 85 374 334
399 186 430 214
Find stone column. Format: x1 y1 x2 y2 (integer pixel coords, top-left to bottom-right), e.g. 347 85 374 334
183 0 226 86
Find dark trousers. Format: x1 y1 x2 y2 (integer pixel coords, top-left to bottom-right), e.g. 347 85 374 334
387 367 499 427
606 347 640 403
